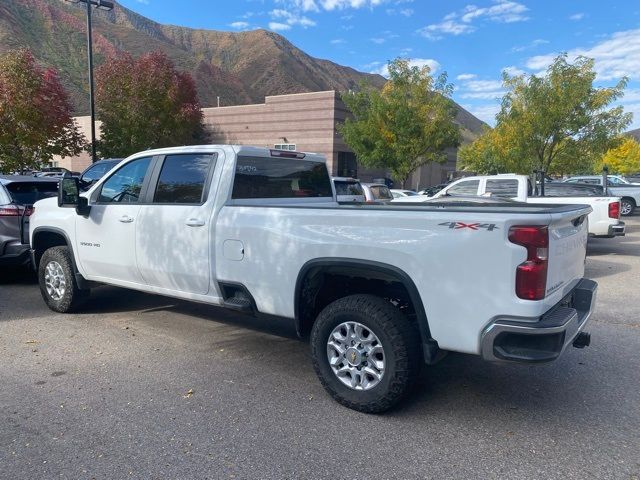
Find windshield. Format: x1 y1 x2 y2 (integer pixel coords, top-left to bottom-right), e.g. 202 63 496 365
5 181 58 205
609 176 629 185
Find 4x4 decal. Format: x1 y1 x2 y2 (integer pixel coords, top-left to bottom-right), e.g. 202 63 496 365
438 222 499 231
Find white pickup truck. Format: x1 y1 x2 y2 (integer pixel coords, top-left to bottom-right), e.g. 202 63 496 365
413 174 625 238
30 146 597 413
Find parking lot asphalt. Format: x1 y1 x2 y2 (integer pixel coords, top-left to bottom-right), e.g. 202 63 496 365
1 218 639 480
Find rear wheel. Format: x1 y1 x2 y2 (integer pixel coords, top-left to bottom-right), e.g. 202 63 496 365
38 246 89 313
620 198 635 216
310 294 421 413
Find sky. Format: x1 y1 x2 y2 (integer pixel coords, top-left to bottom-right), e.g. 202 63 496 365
117 0 640 129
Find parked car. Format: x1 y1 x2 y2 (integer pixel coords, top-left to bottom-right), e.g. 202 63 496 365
421 174 625 238
563 175 640 215
390 189 419 198
417 183 448 197
0 176 59 267
31 145 596 412
78 159 122 191
33 167 74 178
331 177 365 203
361 182 393 203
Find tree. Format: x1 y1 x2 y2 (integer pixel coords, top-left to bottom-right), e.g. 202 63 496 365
596 137 640 175
462 55 631 176
338 59 460 187
96 51 206 158
0 49 85 173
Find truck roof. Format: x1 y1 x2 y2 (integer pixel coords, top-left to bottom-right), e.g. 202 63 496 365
126 145 326 163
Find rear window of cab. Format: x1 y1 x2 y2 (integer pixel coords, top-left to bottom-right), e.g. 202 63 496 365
232 156 333 199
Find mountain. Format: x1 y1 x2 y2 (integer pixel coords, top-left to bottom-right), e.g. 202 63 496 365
0 0 387 112
626 128 640 142
0 0 487 137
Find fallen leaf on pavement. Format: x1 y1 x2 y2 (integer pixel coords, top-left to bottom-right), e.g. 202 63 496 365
183 389 194 398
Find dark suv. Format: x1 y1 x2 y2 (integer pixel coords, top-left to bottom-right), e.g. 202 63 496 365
78 158 121 190
0 176 59 266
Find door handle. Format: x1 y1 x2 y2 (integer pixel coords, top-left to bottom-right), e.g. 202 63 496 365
118 215 134 223
185 218 205 227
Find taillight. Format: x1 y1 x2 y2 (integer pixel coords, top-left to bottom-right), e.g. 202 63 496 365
0 205 20 216
508 225 549 300
270 149 306 159
608 201 620 219
0 205 32 217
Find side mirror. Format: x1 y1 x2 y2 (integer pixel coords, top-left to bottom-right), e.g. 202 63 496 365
58 177 90 216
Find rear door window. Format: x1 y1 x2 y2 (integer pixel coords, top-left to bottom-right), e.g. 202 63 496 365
446 180 480 196
5 182 58 205
232 157 332 199
485 179 519 197
153 154 215 204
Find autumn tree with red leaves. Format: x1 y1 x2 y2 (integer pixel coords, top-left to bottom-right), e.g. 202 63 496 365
96 52 206 157
0 49 85 173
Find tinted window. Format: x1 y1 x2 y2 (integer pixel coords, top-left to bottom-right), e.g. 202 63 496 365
232 157 332 199
370 185 392 200
485 179 519 197
153 154 214 204
81 161 118 184
334 181 364 196
575 178 600 185
540 184 603 197
98 157 151 203
446 180 480 196
5 182 58 205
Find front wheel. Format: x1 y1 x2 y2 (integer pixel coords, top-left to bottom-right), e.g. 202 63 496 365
38 246 89 313
620 198 635 216
310 294 421 413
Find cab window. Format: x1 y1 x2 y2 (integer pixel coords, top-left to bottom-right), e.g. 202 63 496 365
153 154 215 204
446 180 480 196
485 179 518 197
98 157 152 203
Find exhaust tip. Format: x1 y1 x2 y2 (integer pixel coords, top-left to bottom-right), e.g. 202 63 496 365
573 331 591 349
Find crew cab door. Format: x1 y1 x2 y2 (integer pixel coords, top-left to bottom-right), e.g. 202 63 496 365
135 153 219 295
76 156 153 284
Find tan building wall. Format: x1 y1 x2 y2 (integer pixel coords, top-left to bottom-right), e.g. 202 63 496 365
52 117 101 173
204 90 341 173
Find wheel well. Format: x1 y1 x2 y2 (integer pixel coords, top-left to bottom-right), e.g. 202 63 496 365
621 197 636 206
32 230 68 269
295 261 430 342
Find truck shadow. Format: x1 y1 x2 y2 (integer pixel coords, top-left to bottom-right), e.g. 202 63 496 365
80 285 299 339
0 266 37 285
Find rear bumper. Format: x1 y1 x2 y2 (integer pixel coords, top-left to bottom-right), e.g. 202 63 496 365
480 279 597 363
608 221 625 236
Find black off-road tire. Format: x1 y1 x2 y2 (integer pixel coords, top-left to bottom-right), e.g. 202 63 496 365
310 294 422 413
38 246 89 313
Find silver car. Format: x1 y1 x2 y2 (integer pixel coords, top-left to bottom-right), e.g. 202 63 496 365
563 175 640 215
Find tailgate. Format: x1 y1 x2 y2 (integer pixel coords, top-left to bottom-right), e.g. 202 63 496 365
544 206 590 308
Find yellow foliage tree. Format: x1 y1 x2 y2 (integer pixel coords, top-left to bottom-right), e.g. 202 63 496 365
596 137 640 175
